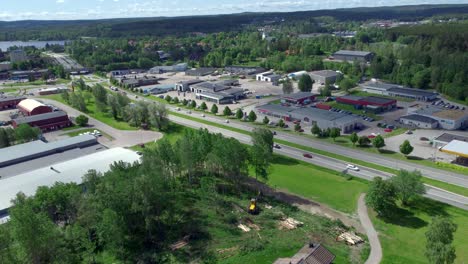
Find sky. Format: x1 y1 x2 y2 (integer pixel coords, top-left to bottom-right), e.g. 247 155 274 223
1 0 467 21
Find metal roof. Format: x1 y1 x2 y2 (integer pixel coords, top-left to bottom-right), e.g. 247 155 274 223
333 50 372 57
400 114 438 123
0 96 26 103
440 140 468 158
13 111 67 125
282 92 316 100
414 106 467 121
17 99 46 112
364 96 396 105
291 107 360 124
310 70 340 78
388 87 438 98
0 147 140 211
434 133 468 144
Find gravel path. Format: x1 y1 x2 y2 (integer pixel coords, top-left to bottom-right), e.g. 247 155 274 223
358 194 382 264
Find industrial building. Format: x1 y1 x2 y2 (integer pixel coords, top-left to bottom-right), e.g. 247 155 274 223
224 66 266 76
287 71 309 80
185 67 216 76
0 61 12 72
360 81 438 101
281 92 317 105
0 96 26 110
433 133 468 148
256 71 281 85
399 114 439 129
406 105 468 130
12 111 72 131
332 50 373 62
175 79 205 92
142 84 175 95
336 95 397 112
38 87 69 96
191 80 244 104
10 69 49 81
0 134 97 168
149 63 188 74
120 76 159 88
17 99 52 116
309 70 342 84
440 140 468 167
256 104 360 133
0 147 140 214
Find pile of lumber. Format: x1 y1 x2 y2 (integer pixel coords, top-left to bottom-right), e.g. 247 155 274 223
279 217 304 230
337 232 364 245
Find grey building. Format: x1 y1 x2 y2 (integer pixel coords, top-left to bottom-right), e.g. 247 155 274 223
309 70 342 84
9 49 28 63
399 114 438 129
148 63 188 74
360 81 439 101
332 50 373 62
192 81 244 104
408 105 468 130
185 67 216 76
224 66 266 76
256 71 281 85
175 79 205 92
433 133 468 148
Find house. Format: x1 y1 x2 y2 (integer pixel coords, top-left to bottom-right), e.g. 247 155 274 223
336 95 396 112
12 111 72 131
332 50 373 62
256 71 281 85
185 67 216 76
0 96 26 110
225 66 266 76
175 79 205 92
399 114 439 129
281 92 317 105
360 81 438 101
407 105 468 130
310 70 342 84
273 243 335 264
17 99 52 116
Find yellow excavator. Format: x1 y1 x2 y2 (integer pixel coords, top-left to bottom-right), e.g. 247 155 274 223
248 198 260 215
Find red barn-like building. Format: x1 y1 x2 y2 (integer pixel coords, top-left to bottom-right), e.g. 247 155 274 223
0 96 26 110
336 95 396 112
17 99 52 116
12 111 71 131
281 92 317 105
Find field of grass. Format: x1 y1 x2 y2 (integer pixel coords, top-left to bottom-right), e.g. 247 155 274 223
324 101 381 120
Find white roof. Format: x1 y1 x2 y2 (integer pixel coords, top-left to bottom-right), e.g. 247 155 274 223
40 87 68 92
0 147 140 211
17 99 45 112
440 140 468 158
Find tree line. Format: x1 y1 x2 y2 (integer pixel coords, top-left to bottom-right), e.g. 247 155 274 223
0 124 41 149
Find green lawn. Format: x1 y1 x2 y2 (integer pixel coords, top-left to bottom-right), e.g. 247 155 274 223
350 90 415 103
324 101 381 120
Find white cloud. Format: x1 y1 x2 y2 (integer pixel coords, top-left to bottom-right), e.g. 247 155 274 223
56 0 65 3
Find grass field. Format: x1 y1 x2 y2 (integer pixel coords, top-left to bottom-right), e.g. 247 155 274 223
323 101 381 120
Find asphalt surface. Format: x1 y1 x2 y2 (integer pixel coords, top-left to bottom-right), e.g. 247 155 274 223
358 194 382 264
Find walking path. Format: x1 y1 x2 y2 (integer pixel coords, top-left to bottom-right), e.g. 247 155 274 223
358 194 382 264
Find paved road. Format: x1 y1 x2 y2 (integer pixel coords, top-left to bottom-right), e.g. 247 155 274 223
169 115 468 210
358 194 382 264
38 98 163 148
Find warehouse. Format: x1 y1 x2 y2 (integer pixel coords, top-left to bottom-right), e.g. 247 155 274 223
287 71 309 80
10 69 49 80
332 50 373 62
38 87 69 96
12 111 72 131
120 76 159 88
192 81 244 104
0 134 97 168
281 92 317 105
148 63 188 74
360 81 438 101
309 70 342 84
336 95 396 112
408 105 468 130
399 114 439 129
224 66 266 76
185 67 216 76
175 79 205 92
142 84 174 95
433 133 468 148
256 71 281 85
0 147 140 214
440 140 468 167
0 96 26 110
17 99 52 116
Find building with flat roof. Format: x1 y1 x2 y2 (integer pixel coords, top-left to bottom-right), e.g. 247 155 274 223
433 133 468 148
309 70 342 84
332 50 373 62
10 69 49 80
360 81 438 101
191 80 244 104
12 111 72 131
9 49 28 63
336 95 396 112
185 67 216 76
287 71 309 80
407 105 468 130
175 79 205 92
38 87 69 96
0 95 26 110
399 114 439 129
0 61 11 72
0 134 97 168
17 99 52 116
256 71 281 85
281 92 317 105
142 84 175 95
120 76 159 88
0 147 140 213
440 140 468 167
224 66 266 76
148 63 188 74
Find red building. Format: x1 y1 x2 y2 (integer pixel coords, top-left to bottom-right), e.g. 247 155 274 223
281 92 317 105
12 111 71 131
17 99 52 116
336 95 396 112
0 96 26 110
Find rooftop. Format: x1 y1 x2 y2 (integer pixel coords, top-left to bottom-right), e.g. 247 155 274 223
364 96 396 105
434 133 468 144
39 87 68 92
432 109 467 120
0 147 140 212
291 107 360 124
440 140 468 158
282 92 317 100
388 87 438 98
17 99 46 112
310 70 340 78
13 111 67 125
333 50 372 57
0 95 26 103
400 114 438 123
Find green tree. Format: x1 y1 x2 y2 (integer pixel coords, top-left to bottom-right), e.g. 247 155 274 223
278 119 285 128
350 132 359 146
75 115 89 127
248 111 257 122
61 91 70 103
251 128 274 180
391 170 426 205
298 74 313 92
365 177 397 217
15 124 40 143
223 106 232 116
172 97 179 104
373 135 386 151
107 94 119 119
425 216 457 264
330 128 341 141
282 79 294 94
236 109 244 119
311 123 320 136
294 123 301 132
262 116 270 125
0 128 11 148
190 100 197 108
211 104 218 114
200 102 208 111
165 95 172 102
148 103 169 131
358 136 371 147
400 140 414 157
92 83 107 104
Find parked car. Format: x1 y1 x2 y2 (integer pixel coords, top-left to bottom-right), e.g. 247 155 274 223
225 119 230 123
406 130 413 135
347 164 360 171
274 144 281 149
303 153 313 158
201 114 205 117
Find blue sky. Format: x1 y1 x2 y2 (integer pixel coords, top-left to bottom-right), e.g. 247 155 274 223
1 0 467 21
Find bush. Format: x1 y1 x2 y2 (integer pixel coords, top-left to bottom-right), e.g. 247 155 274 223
164 95 172 102
75 115 89 127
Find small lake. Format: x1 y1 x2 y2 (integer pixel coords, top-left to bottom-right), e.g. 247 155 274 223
0 40 67 51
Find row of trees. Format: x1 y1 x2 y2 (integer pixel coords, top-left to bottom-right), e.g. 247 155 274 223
0 124 41 149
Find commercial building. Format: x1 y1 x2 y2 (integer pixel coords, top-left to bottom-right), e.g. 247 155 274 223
281 92 317 105
148 63 188 74
274 243 335 264
256 104 360 133
336 95 397 112
256 71 281 85
12 111 72 131
120 76 159 88
10 69 49 80
142 84 175 95
224 66 266 76
332 50 373 62
17 99 52 116
185 67 216 76
399 114 439 129
309 70 342 84
0 135 97 168
440 140 468 166
360 81 438 101
0 96 26 110
191 81 244 104
175 79 205 92
9 49 28 63
287 71 309 80
433 133 468 148
38 87 69 96
0 147 140 213
406 105 468 130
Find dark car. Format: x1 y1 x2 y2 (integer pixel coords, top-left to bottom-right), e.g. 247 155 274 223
274 144 281 149
303 153 313 158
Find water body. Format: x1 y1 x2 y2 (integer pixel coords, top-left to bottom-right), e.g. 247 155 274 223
0 40 67 51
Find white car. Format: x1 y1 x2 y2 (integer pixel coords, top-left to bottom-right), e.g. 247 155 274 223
225 119 230 123
201 114 205 117
347 164 360 171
